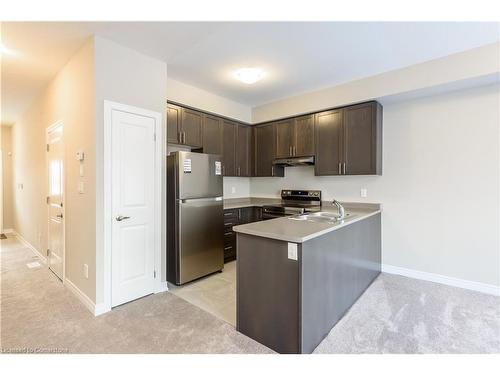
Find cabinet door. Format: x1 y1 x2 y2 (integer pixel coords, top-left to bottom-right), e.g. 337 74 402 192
203 114 223 155
167 104 181 144
293 114 315 157
222 120 237 176
314 109 343 176
236 124 252 177
181 108 203 147
254 124 283 177
275 119 294 158
343 102 381 175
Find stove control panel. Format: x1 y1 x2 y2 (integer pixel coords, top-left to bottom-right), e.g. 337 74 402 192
281 189 322 201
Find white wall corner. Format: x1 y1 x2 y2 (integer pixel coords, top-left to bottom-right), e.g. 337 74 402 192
382 264 500 297
64 278 111 316
156 281 169 294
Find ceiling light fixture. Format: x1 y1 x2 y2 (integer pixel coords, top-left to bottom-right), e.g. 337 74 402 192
233 68 266 84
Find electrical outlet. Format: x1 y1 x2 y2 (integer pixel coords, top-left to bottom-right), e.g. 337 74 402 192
287 243 298 261
360 188 368 198
78 181 85 194
83 264 89 279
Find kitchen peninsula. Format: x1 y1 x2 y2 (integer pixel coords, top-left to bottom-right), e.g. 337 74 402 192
233 203 382 353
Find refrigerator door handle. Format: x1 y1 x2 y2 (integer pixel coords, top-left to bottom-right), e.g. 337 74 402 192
179 197 223 204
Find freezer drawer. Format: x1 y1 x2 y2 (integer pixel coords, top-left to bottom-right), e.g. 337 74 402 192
178 197 224 284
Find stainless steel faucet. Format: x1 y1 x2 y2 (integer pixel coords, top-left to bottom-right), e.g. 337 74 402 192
332 199 345 219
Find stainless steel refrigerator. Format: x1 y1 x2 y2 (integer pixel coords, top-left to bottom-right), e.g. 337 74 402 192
167 151 224 285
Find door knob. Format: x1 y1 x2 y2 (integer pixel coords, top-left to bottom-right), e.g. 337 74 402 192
116 215 131 222
56 214 63 219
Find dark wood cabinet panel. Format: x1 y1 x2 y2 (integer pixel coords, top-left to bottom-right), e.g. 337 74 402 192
294 115 315 157
203 114 223 155
343 102 382 175
275 119 294 158
223 120 237 176
236 125 252 177
167 104 181 144
314 109 343 176
254 124 284 177
181 108 203 147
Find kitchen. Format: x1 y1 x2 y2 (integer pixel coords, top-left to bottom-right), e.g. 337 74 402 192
1 18 499 361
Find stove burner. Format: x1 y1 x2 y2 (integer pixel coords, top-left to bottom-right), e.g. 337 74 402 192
262 189 322 219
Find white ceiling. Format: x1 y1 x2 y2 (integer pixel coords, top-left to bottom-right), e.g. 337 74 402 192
2 21 499 125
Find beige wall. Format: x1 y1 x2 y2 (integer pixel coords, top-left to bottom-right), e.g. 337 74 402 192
94 36 168 304
251 84 500 287
167 78 252 123
252 42 500 123
1 126 14 229
10 38 96 299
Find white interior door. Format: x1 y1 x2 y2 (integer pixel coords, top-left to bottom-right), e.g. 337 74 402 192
47 123 64 280
111 109 156 307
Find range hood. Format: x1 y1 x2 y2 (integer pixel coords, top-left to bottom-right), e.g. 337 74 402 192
272 156 315 167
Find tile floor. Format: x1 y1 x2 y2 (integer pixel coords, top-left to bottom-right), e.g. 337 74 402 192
168 261 237 326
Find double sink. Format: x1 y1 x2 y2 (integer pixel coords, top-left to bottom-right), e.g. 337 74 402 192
289 211 355 224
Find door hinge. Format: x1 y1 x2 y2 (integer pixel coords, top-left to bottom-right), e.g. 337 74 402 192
153 270 157 278
46 249 50 256
153 133 156 141
46 144 50 152
46 196 50 204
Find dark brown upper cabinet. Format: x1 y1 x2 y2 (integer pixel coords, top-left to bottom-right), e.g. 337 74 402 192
236 124 252 177
342 102 382 175
293 115 315 157
222 120 237 176
275 116 315 158
254 124 284 177
314 109 343 176
167 104 203 147
181 108 203 147
167 103 182 144
275 119 294 158
315 102 382 176
202 114 223 155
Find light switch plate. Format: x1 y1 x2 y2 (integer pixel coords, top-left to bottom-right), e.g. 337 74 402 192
360 188 368 198
287 243 298 261
83 264 89 279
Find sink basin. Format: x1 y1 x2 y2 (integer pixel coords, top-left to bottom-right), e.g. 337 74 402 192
288 211 354 224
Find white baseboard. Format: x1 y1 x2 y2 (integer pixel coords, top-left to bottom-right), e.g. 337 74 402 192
94 303 111 316
155 281 169 293
382 264 500 296
64 278 104 316
14 231 47 264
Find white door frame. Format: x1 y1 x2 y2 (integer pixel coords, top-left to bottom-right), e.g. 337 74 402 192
46 120 66 279
103 100 163 313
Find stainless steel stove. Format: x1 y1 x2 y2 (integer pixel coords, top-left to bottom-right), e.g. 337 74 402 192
262 190 322 220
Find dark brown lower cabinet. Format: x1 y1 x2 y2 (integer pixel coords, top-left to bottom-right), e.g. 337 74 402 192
223 206 262 262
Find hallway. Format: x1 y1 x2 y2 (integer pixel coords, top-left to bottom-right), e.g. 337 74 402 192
0 235 273 353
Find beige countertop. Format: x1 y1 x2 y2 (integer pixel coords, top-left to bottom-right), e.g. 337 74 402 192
231 202 381 243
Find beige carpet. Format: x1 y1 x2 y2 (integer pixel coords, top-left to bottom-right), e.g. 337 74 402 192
314 273 500 353
2 234 499 354
0 235 273 354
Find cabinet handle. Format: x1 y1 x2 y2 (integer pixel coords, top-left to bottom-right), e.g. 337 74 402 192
289 146 292 156
338 162 341 175
293 146 296 156
271 166 274 176
343 162 346 175
237 166 241 176
222 165 225 175
183 132 186 144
